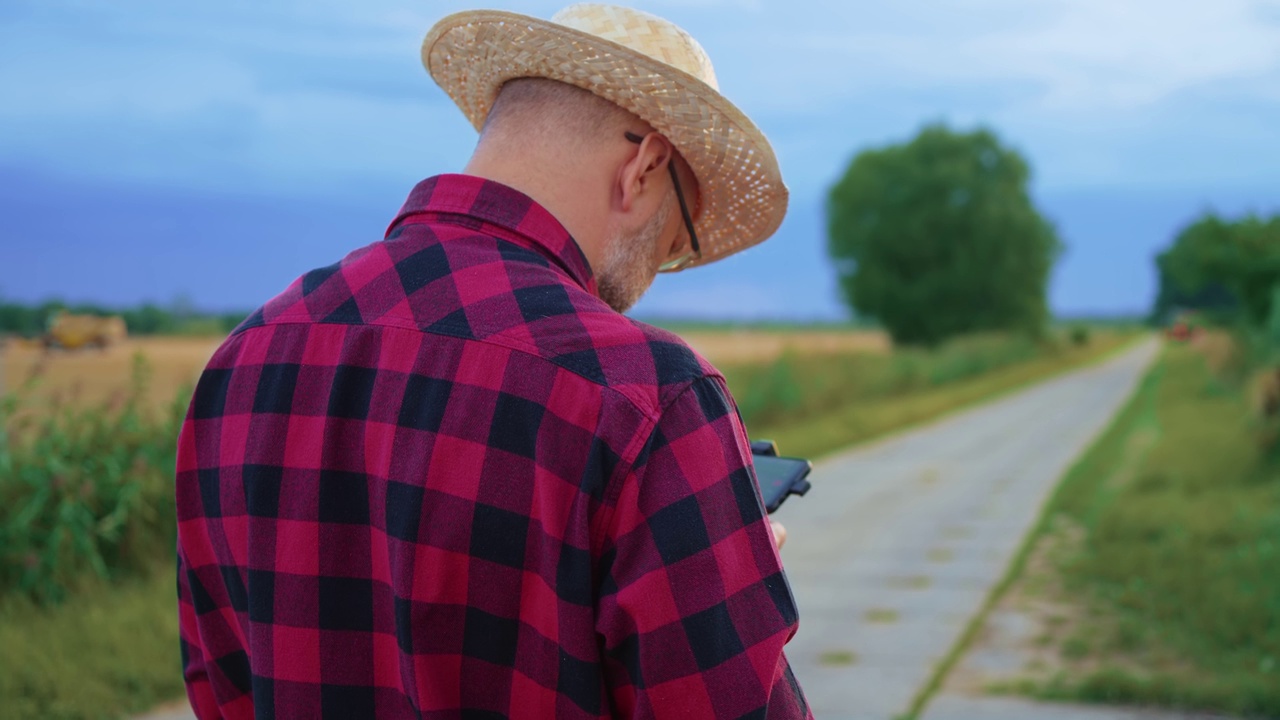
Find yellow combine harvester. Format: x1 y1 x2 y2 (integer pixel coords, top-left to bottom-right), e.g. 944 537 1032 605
42 311 128 350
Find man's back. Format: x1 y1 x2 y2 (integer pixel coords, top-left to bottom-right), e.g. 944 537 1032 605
176 175 809 719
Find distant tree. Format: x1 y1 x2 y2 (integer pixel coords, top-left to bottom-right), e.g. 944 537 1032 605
1152 212 1280 327
826 124 1062 346
120 303 178 335
0 297 251 337
0 299 71 336
0 303 45 336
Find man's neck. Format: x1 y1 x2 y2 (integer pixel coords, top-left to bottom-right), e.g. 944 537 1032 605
462 150 608 273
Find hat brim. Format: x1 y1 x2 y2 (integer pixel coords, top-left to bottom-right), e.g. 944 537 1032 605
422 9 788 270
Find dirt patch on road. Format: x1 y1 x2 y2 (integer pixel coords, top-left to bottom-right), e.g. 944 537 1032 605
942 515 1091 695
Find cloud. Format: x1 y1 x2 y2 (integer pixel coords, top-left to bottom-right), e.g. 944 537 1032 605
974 0 1279 112
678 0 1280 191
1 0 1277 198
0 0 481 196
695 0 1280 113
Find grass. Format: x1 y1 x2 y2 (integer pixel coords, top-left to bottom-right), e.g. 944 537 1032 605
0 356 186 719
0 562 182 720
1041 342 1280 715
909 341 1280 719
0 354 183 603
730 329 1139 460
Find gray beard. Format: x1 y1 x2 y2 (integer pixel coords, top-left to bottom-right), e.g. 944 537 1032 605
596 195 674 314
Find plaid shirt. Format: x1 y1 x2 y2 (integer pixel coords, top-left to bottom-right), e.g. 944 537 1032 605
175 174 811 719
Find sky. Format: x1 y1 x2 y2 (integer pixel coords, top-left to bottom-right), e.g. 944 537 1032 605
2 0 1278 321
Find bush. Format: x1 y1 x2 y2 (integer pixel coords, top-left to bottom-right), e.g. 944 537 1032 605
1070 325 1091 347
1220 288 1280 458
0 355 184 604
724 331 1063 430
735 351 805 426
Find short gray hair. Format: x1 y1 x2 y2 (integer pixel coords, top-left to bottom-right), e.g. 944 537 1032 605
480 78 637 146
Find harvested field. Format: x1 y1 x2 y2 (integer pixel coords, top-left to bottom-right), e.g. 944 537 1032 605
679 329 890 364
1 336 221 414
0 330 889 414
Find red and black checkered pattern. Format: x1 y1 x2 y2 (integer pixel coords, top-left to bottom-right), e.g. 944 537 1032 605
175 174 811 719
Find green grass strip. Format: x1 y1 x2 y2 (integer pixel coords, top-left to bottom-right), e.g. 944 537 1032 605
1037 345 1280 716
751 333 1145 461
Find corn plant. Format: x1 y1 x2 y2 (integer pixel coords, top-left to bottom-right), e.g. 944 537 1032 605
0 353 185 604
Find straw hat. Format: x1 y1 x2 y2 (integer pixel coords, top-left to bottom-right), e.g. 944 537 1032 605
422 3 788 269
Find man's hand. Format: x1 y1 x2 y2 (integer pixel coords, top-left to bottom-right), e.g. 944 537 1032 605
770 520 787 550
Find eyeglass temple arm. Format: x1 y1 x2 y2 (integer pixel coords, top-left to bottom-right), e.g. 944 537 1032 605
623 132 701 256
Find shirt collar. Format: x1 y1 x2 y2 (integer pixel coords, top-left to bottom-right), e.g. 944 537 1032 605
387 174 597 295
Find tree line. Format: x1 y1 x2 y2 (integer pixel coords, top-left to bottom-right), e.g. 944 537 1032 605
0 299 249 337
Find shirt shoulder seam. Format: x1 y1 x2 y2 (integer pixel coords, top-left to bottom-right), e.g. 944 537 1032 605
241 316 712 427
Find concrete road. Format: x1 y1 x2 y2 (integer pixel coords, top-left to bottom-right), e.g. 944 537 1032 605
771 338 1162 720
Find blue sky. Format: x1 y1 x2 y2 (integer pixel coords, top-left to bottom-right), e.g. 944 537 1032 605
2 0 1278 320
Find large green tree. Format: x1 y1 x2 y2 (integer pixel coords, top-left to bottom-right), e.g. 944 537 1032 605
826 124 1062 346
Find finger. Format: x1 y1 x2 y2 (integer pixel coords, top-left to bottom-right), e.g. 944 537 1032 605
770 520 787 550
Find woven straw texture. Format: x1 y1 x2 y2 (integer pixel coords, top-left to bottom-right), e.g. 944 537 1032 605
422 4 788 269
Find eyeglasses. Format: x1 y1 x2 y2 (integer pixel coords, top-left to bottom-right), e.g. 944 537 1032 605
624 131 701 272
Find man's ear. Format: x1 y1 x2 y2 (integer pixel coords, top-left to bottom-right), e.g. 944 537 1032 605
618 134 673 214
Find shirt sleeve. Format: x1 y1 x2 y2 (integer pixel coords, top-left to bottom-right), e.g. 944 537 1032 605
596 375 812 719
177 547 223 719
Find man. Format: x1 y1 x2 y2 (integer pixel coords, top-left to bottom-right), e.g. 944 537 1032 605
176 4 809 718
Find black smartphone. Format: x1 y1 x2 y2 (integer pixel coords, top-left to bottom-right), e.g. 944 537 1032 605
750 440 813 514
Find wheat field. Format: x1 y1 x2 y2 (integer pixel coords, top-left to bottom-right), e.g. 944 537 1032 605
680 329 890 364
1 337 221 414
